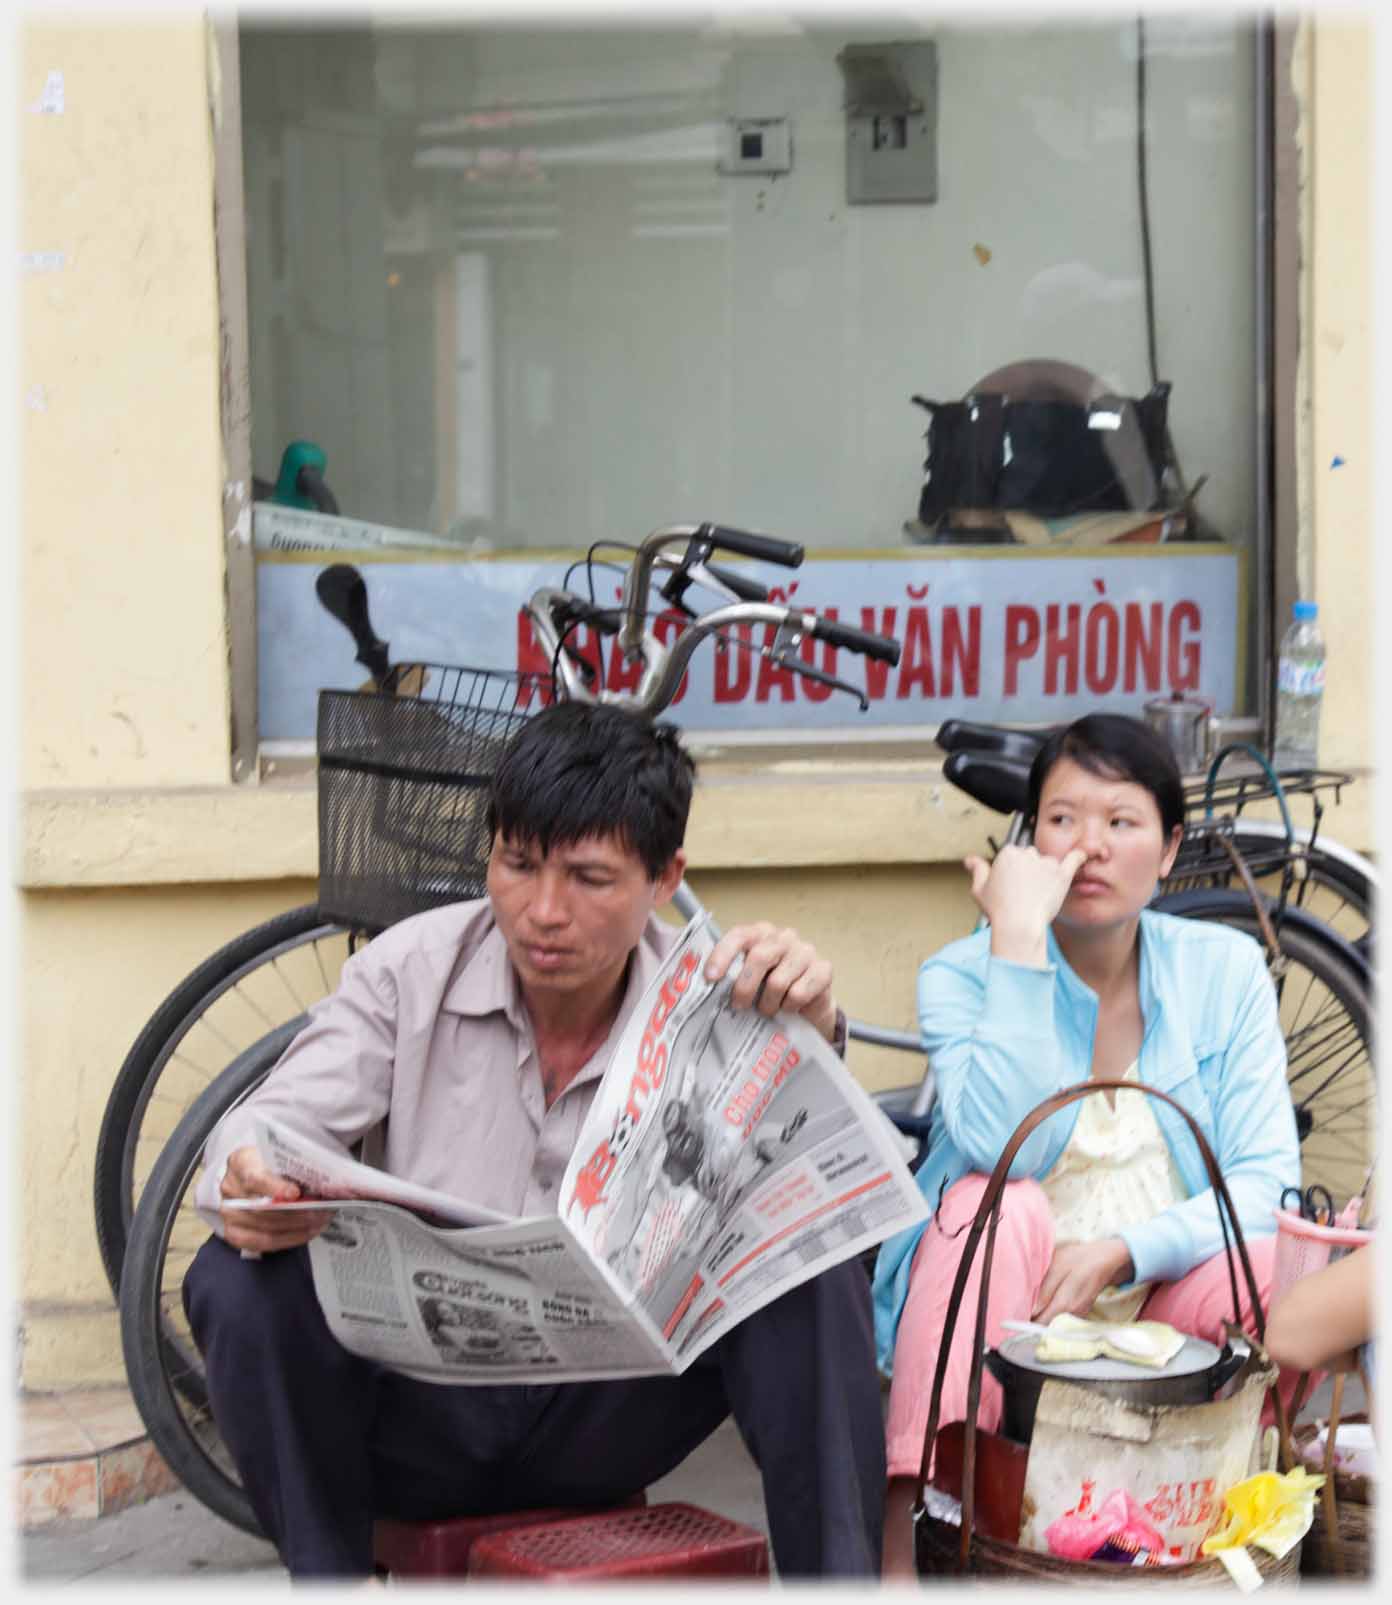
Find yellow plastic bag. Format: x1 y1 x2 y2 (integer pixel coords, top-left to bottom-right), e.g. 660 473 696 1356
1200 1467 1326 1561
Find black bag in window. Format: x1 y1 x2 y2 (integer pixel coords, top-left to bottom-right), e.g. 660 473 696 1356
997 399 1130 515
913 381 1173 525
912 393 1005 525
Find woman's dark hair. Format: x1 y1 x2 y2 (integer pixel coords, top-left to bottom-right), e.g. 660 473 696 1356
1026 714 1185 838
487 701 695 879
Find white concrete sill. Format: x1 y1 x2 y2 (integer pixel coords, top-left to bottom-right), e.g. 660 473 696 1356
18 759 1376 891
17 756 995 890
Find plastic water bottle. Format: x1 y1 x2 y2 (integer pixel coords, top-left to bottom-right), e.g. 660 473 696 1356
1272 600 1325 772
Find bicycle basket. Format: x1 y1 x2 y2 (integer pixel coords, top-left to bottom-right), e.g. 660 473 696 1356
316 664 553 931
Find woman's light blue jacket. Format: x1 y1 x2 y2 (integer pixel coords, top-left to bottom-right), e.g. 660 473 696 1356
871 909 1299 1373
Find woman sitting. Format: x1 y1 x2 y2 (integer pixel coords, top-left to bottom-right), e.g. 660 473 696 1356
872 713 1302 1578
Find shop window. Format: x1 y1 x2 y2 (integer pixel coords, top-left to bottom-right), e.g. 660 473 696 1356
235 16 1269 751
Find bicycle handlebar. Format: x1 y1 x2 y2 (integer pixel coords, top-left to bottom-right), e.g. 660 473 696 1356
618 523 803 657
529 579 899 717
811 614 901 666
698 561 769 604
534 522 905 714
700 523 804 568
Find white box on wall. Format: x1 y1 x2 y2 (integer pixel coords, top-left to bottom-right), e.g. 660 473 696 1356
718 117 793 175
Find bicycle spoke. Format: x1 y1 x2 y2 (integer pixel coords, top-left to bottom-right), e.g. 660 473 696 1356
186 1011 247 1060
163 1047 221 1084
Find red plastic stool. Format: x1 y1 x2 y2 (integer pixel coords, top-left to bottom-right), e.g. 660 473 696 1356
466 1500 770 1581
373 1492 646 1578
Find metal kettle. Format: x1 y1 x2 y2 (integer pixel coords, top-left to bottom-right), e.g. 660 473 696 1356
1143 690 1217 774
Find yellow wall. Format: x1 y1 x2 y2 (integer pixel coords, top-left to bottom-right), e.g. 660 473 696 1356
1305 22 1373 774
15 12 1377 1393
20 19 231 792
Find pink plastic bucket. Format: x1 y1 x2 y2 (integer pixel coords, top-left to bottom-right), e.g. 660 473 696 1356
1271 1207 1372 1304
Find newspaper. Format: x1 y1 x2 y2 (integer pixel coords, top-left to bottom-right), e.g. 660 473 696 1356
227 914 929 1384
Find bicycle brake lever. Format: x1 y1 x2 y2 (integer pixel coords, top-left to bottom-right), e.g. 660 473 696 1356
770 650 869 712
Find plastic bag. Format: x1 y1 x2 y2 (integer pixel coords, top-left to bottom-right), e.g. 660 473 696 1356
1045 1487 1168 1564
1200 1467 1325 1561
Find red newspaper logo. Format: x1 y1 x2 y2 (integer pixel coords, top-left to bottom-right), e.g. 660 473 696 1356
568 1139 619 1218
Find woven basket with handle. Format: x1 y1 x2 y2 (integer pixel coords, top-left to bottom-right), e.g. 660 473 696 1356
1293 1407 1375 1578
911 1079 1301 1585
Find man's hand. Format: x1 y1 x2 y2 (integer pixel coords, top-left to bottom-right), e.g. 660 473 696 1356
219 1144 333 1255
965 844 1088 966
1033 1237 1134 1325
704 923 838 1043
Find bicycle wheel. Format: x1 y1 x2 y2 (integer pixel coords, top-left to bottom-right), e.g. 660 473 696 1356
1164 823 1375 951
95 905 360 1296
1155 889 1376 1204
119 1024 296 1537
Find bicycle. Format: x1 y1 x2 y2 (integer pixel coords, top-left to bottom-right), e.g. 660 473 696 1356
117 521 914 1535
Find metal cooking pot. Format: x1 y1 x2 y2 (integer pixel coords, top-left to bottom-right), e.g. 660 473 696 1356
984 1330 1252 1445
1143 690 1217 774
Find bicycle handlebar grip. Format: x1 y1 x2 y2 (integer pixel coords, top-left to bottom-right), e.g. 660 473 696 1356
701 523 804 569
579 605 622 635
549 594 622 636
704 561 769 603
811 615 902 666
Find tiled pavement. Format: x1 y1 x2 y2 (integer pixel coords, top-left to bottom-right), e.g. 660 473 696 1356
15 1387 180 1531
15 1390 769 1582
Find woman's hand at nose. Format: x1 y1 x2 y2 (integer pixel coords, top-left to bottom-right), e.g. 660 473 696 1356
964 844 1089 965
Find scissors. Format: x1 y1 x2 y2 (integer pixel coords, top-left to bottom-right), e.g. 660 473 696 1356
1281 1184 1335 1224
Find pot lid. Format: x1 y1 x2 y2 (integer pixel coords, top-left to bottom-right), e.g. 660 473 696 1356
994 1331 1222 1384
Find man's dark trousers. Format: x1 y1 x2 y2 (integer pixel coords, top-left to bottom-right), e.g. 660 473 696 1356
184 1236 885 1577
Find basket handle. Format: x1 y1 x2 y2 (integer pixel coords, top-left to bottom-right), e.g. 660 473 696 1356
912 1078 1290 1568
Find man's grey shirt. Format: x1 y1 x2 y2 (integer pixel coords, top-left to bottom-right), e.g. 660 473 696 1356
194 899 681 1231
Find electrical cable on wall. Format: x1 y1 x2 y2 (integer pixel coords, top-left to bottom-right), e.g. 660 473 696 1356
1136 16 1195 513
1136 17 1161 391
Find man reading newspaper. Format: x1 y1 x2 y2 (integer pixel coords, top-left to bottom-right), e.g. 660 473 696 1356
185 701 885 1578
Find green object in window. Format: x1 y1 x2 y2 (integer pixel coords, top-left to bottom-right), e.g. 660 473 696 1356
271 440 338 514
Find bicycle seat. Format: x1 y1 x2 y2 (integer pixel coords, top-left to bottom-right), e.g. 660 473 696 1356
943 750 1032 817
936 719 1056 766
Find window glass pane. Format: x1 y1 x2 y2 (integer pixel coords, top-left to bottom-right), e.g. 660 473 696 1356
241 16 1260 745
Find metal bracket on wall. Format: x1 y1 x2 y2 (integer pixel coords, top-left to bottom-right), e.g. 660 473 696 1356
837 41 938 205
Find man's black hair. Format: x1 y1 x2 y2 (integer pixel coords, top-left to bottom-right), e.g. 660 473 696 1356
1026 713 1185 838
487 701 695 879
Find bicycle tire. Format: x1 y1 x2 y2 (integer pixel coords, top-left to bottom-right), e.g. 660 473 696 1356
95 905 359 1297
119 1024 298 1538
1153 888 1376 1203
